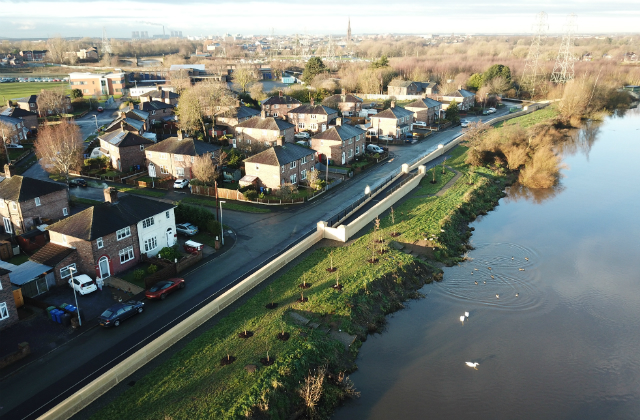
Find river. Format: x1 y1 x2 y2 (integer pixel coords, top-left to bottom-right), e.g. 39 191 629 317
334 108 640 420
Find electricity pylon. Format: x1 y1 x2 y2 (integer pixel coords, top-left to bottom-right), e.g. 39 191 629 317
551 14 577 84
520 12 548 98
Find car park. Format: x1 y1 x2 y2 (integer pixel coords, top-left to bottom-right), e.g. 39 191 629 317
173 178 189 189
69 178 88 187
98 300 144 327
145 278 186 300
366 144 384 154
176 222 199 236
68 274 97 295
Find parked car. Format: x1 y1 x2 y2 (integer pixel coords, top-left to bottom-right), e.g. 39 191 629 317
378 135 393 141
68 274 97 295
488 107 497 114
6 144 24 149
366 144 384 154
460 119 471 128
173 178 189 189
69 178 88 187
295 140 309 147
145 278 186 300
294 132 310 140
176 222 199 236
96 106 104 112
98 300 144 327
412 121 427 128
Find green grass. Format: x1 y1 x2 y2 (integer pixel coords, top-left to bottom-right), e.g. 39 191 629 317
117 187 165 198
494 105 559 129
182 197 271 213
85 134 97 143
192 231 220 248
8 147 30 161
0 82 70 99
7 253 29 265
414 169 456 196
70 196 103 206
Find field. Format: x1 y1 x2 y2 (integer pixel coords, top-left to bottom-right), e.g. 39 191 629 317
495 105 560 129
0 82 70 100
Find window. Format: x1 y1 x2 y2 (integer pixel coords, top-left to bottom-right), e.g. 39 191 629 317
60 263 76 279
62 234 67 244
34 197 41 206
310 123 318 130
356 145 360 155
191 156 195 163
301 156 307 164
11 202 17 211
273 113 278 117
274 104 279 109
176 167 184 177
152 110 156 115
160 165 169 174
165 211 170 219
290 161 297 169
140 145 144 151
175 155 184 161
301 169 307 180
0 201 4 208
97 237 104 248
281 165 284 173
142 217 155 228
348 137 353 144
62 207 68 216
116 226 131 240
3 218 11 234
147 152 153 158
144 237 158 253
298 122 305 129
119 246 134 264
160 153 167 160
311 114 317 119
290 173 297 183
348 149 353 158
0 303 9 321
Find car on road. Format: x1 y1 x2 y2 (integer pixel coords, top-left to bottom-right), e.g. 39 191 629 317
173 178 189 189
145 278 186 300
378 135 393 141
98 300 144 327
412 121 427 128
69 178 88 187
366 144 384 154
96 106 104 112
460 119 471 128
176 222 199 236
69 274 97 295
294 132 310 140
6 144 24 149
488 107 497 114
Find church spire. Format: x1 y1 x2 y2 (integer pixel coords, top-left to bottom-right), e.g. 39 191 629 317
347 17 351 43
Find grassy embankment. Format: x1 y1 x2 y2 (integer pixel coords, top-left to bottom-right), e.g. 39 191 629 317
0 82 70 99
91 145 511 419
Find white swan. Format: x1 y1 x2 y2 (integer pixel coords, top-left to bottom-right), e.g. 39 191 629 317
464 312 469 317
465 362 479 369
496 294 500 299
460 316 465 322
515 293 519 297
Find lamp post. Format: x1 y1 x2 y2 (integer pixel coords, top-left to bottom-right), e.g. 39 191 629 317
93 114 98 132
69 267 81 326
219 200 226 245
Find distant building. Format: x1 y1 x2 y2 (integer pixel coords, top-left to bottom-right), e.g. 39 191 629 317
69 72 126 96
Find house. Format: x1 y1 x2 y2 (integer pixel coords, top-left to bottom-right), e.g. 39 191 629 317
404 97 443 125
287 99 339 134
387 80 439 97
139 86 180 106
623 52 638 62
281 72 302 84
322 91 363 117
139 101 175 124
14 95 38 113
310 118 366 165
243 143 316 189
98 127 155 172
261 92 302 117
0 106 38 133
145 132 220 180
77 47 99 60
369 102 414 138
0 268 19 330
45 189 177 281
0 115 28 144
439 87 476 111
19 50 47 62
0 167 69 235
234 112 296 151
29 243 79 290
68 72 126 96
215 105 260 129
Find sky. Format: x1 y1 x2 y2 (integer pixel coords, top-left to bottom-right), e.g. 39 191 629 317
0 0 639 38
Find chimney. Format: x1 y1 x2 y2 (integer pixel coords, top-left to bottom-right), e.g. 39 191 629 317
4 164 13 178
458 85 463 91
278 90 283 97
391 101 396 108
104 187 118 203
310 97 315 106
177 130 184 140
335 118 342 126
261 109 266 119
157 85 162 91
341 88 346 95
276 136 284 146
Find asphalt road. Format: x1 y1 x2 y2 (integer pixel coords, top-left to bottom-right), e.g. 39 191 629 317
0 108 512 420
74 110 119 141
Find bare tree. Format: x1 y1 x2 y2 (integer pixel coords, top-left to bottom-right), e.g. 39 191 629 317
36 88 68 117
249 83 266 102
298 366 327 414
234 66 258 92
46 36 68 63
176 87 205 135
34 121 84 183
191 155 216 186
0 120 19 146
169 69 192 94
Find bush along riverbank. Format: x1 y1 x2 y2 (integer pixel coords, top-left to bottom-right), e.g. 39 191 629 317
90 145 512 420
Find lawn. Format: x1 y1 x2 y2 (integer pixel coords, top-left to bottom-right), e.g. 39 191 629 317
7 146 30 161
182 197 271 214
70 196 103 207
413 168 456 196
117 186 165 198
494 105 559 129
0 82 70 99
7 253 29 265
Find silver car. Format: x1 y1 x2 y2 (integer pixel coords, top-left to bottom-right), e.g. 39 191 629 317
176 223 199 236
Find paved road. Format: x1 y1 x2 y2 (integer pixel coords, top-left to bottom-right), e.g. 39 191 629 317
0 109 512 419
74 110 118 141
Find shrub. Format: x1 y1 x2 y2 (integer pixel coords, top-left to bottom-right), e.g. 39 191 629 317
206 220 222 237
158 246 181 261
175 202 215 227
243 190 258 200
133 269 145 281
147 264 158 274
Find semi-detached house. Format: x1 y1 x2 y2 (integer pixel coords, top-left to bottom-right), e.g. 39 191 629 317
98 128 155 172
145 132 220 180
243 143 316 189
369 102 414 138
287 99 338 134
310 118 366 165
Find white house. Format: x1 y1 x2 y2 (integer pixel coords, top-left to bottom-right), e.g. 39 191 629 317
135 205 177 258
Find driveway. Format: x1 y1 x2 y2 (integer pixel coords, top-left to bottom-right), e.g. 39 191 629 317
74 110 118 140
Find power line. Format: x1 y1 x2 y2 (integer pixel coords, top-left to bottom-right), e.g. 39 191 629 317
521 12 548 98
551 14 577 84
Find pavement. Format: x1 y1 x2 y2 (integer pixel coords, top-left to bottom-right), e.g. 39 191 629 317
0 107 513 419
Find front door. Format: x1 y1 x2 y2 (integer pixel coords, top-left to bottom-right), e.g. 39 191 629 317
321 123 326 132
342 152 346 165
166 228 176 247
99 257 110 279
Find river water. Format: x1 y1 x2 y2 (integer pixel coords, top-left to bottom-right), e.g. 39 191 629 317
334 109 640 420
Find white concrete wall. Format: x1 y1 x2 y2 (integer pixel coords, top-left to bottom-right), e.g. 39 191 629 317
137 208 176 257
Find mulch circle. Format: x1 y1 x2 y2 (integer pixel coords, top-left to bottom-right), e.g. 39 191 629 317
326 267 337 272
378 249 388 255
238 331 254 339
368 258 379 264
332 284 343 290
298 282 312 289
220 356 236 366
390 232 400 237
260 357 276 366
375 239 385 243
265 302 278 310
297 297 309 303
277 332 290 341
430 180 437 184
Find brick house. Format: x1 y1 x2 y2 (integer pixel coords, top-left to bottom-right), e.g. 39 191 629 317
261 92 302 117
322 91 363 117
404 97 443 125
29 243 79 288
243 143 316 189
0 106 38 133
369 102 414 138
69 72 126 96
45 190 176 281
0 115 28 145
234 113 295 152
439 87 476 111
14 95 38 113
287 99 338 134
145 132 220 180
0 268 19 331
19 50 47 61
387 80 439 96
98 127 155 172
310 118 366 165
0 168 69 235
215 105 260 129
139 86 180 106
139 101 175 124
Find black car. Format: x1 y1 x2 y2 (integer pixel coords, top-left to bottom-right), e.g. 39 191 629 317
98 300 144 327
69 178 88 187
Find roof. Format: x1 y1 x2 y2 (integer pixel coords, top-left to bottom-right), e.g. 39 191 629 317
371 106 414 120
139 101 174 112
127 108 149 121
99 129 154 148
237 106 260 119
0 107 37 119
0 175 67 202
287 104 338 116
68 72 124 80
445 89 475 98
236 116 295 131
106 117 144 133
388 80 415 88
0 115 23 126
244 143 315 166
140 88 180 100
30 243 76 267
170 64 205 71
261 95 302 106
14 95 37 104
323 93 363 104
405 97 442 109
146 136 220 156
312 124 365 142
8 261 52 286
47 195 175 241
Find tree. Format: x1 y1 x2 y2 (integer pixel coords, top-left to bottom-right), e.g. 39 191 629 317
71 89 83 100
483 64 512 85
36 88 68 117
467 73 484 91
234 66 258 92
369 55 389 69
249 83 266 102
45 36 68 63
34 121 84 183
445 101 460 123
169 69 192 94
484 76 511 95
192 154 216 186
176 82 235 137
302 57 328 85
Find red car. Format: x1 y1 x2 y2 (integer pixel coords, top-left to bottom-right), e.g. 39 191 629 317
145 278 185 300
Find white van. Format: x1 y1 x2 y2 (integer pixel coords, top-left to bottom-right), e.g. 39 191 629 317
366 144 384 154
69 274 98 295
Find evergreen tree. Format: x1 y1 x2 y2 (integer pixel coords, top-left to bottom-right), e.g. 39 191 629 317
302 57 328 85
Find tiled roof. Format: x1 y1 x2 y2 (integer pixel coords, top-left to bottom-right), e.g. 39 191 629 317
105 117 144 133
445 89 475 98
237 106 260 119
140 88 179 100
146 136 220 156
0 175 67 202
46 195 175 241
99 129 155 148
0 107 37 118
0 115 22 126
244 143 315 166
312 125 365 142
261 95 302 106
288 104 338 116
30 243 76 267
405 97 442 109
388 80 415 88
372 107 413 120
323 93 363 104
236 116 294 131
127 108 149 121
139 101 174 112
14 95 37 103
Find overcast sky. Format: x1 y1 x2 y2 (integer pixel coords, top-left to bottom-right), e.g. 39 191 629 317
1 0 638 38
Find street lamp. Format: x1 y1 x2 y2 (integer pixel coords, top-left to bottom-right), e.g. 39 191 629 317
69 267 82 327
93 115 98 132
219 200 226 245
